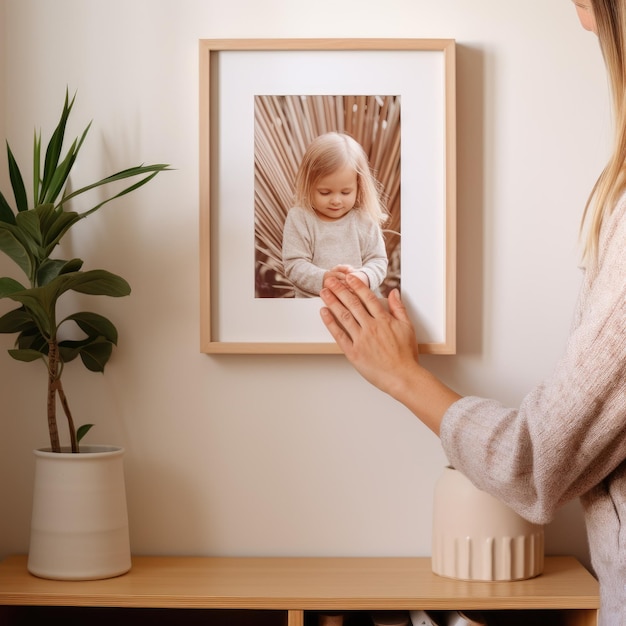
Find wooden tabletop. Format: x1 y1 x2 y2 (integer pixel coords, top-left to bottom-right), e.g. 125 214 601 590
0 555 599 611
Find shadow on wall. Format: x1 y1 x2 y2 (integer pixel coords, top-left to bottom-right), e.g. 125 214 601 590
455 44 485 358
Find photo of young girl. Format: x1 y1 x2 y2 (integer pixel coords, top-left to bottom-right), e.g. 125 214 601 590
253 94 401 299
282 132 388 298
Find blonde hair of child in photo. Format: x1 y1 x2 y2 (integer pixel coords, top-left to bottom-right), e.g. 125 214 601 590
282 132 389 298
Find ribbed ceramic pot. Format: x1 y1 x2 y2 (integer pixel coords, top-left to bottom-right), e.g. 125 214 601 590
28 445 131 580
432 466 544 581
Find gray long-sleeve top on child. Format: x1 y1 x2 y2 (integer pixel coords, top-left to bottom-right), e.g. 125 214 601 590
282 206 388 298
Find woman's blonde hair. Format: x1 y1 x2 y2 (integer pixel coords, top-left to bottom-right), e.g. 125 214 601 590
294 132 388 225
582 0 626 262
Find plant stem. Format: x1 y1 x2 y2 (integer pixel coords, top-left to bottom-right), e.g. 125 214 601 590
57 382 78 453
46 341 61 452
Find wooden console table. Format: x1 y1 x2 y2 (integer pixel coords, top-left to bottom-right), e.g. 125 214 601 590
0 555 599 625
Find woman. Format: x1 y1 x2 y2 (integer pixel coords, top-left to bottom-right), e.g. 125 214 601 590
319 2 626 623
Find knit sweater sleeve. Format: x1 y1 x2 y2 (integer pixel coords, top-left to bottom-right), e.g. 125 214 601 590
440 199 626 525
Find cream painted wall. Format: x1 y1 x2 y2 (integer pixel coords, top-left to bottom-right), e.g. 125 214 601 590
0 0 611 570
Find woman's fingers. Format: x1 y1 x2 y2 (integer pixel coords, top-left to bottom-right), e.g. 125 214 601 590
322 274 386 327
319 306 353 351
342 273 387 318
319 278 362 342
320 275 421 393
387 287 412 324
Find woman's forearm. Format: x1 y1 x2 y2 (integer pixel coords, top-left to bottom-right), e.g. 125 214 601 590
389 360 461 435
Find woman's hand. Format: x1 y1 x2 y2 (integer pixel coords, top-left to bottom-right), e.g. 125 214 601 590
348 270 369 287
325 266 369 287
319 274 461 435
319 274 420 395
322 269 351 286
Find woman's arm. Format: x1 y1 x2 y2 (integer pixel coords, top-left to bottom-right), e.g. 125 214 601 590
321 204 626 525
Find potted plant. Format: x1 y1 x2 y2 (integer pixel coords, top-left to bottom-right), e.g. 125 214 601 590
0 90 169 579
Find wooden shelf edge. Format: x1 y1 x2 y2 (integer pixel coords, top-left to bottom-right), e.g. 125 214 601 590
0 555 599 612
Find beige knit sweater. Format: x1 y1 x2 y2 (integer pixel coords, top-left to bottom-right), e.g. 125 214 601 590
440 195 626 625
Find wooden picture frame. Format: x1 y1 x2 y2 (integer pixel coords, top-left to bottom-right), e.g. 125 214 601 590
199 39 456 355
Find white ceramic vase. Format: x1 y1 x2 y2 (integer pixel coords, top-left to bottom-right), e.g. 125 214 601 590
431 466 544 581
27 445 131 580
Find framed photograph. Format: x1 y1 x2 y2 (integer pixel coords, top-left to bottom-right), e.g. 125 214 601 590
199 39 456 355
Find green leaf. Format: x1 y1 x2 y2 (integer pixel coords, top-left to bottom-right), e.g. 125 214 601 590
42 136 81 205
58 338 88 362
66 270 131 297
39 207 82 252
0 276 27 298
76 423 94 443
33 130 41 207
79 337 113 372
37 257 83 287
8 348 45 363
35 203 58 234
7 143 28 213
0 270 129 346
40 90 75 202
0 279 52 337
59 335 114 372
28 203 82 256
15 208 43 247
0 189 16 224
63 311 118 344
0 307 36 334
0 225 34 278
16 327 47 354
22 268 128 308
64 164 170 218
58 258 84 275
42 121 91 206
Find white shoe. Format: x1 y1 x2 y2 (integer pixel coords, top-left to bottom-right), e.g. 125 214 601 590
409 610 440 626
444 611 487 626
410 610 487 626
